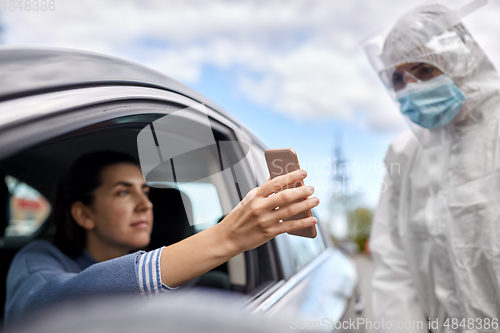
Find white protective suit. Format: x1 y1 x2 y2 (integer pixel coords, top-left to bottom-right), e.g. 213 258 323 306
370 4 500 333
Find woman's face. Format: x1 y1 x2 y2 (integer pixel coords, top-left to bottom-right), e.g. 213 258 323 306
87 163 153 252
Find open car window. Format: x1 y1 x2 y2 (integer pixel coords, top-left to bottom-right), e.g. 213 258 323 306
0 100 266 293
182 183 224 233
137 103 257 227
136 103 268 292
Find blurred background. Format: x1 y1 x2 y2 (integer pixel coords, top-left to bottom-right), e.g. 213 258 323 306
1 0 499 283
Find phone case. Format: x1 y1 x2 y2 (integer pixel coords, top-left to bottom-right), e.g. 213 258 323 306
265 148 317 238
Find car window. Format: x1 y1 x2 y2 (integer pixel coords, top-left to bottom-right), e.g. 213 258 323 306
285 225 326 269
180 182 224 233
4 175 50 237
252 146 327 271
138 104 256 229
147 181 224 233
0 101 259 294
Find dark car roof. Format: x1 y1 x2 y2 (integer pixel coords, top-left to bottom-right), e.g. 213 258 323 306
0 46 221 113
0 46 267 148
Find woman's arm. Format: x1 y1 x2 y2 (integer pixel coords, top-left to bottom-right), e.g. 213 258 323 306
160 169 319 287
5 240 142 326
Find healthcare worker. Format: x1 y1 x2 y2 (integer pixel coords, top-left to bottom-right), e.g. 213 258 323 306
363 1 500 332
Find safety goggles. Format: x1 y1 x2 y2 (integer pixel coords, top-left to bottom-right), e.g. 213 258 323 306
391 63 444 91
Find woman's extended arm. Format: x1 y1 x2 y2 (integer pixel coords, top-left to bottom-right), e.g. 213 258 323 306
160 169 319 287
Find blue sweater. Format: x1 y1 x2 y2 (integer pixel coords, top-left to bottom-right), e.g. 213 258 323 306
4 240 164 326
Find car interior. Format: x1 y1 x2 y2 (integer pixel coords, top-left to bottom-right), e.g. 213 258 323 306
0 112 276 323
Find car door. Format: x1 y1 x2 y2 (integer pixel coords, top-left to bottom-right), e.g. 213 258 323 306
0 85 272 322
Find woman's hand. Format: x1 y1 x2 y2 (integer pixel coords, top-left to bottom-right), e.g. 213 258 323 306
217 169 319 255
160 169 319 287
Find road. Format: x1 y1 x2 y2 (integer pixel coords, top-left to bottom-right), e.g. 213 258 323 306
352 254 376 333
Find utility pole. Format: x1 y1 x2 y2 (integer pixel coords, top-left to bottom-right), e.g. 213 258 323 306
328 131 358 240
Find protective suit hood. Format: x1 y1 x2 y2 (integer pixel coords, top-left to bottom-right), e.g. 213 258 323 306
381 4 500 133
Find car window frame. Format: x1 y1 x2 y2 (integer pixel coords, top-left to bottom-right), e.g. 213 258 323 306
0 88 281 295
0 86 244 160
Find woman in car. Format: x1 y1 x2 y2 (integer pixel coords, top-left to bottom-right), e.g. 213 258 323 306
4 151 319 326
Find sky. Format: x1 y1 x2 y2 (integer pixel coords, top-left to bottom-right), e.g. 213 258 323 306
2 0 500 236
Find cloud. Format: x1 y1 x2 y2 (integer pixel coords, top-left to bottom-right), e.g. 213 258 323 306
2 0 499 133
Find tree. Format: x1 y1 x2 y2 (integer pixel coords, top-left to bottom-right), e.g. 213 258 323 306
347 207 373 252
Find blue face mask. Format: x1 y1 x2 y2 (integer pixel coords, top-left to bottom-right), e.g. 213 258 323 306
396 74 466 129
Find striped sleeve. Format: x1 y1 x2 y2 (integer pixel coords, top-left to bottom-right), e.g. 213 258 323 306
135 247 178 296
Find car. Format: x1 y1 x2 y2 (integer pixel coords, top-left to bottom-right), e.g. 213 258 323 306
0 46 363 331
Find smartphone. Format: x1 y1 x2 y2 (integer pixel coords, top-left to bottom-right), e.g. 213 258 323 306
265 148 317 238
